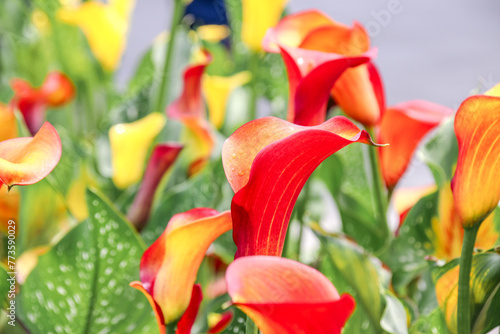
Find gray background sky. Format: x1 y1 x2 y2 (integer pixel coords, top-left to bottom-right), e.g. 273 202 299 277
119 0 500 109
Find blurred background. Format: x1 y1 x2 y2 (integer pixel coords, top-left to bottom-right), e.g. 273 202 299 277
122 0 500 109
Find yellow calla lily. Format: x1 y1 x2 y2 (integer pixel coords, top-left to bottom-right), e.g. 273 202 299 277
0 103 17 143
196 25 231 43
241 0 289 51
57 0 135 71
202 71 251 128
109 112 166 189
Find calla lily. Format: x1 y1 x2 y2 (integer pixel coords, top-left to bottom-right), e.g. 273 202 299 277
176 284 203 334
109 112 166 189
0 122 61 189
226 256 356 334
57 0 135 71
0 186 20 234
223 116 381 257
0 103 18 142
166 53 215 175
451 84 500 227
241 0 289 51
195 25 230 43
130 208 232 326
10 72 75 135
202 71 251 128
207 311 233 333
263 10 384 126
431 184 498 260
271 44 374 126
378 100 454 189
127 143 183 230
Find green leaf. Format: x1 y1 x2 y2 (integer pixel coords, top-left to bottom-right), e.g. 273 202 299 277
419 119 458 186
0 263 10 310
18 189 156 334
315 229 398 334
409 307 450 334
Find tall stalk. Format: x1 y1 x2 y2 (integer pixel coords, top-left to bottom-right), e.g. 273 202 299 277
457 223 480 334
155 0 185 112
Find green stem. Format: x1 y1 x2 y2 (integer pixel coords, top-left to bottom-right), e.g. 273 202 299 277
246 315 258 334
248 52 260 121
155 0 185 112
166 321 177 334
366 129 389 240
457 224 480 334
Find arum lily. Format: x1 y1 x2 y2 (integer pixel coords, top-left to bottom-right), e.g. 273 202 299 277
109 112 166 189
57 0 135 71
452 85 500 227
223 116 381 257
0 186 20 234
195 25 230 43
127 143 183 230
207 311 233 333
263 10 384 126
226 256 356 333
0 103 18 142
378 100 454 189
176 284 203 334
130 208 232 328
202 71 251 129
166 53 215 175
451 84 500 334
10 72 75 135
393 184 436 233
0 122 61 189
241 0 289 51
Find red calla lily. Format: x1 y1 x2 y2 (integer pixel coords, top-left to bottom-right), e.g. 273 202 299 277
263 9 383 127
207 311 234 334
166 52 215 175
278 45 374 126
223 116 381 257
130 209 232 326
127 143 183 230
378 100 453 189
11 71 75 134
176 284 203 334
226 256 355 334
0 122 62 189
452 85 500 227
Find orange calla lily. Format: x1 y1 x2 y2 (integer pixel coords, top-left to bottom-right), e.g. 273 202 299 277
378 100 454 189
207 311 233 333
0 122 62 189
452 84 500 227
109 112 166 189
393 184 436 233
223 116 381 257
10 72 75 135
0 186 20 234
130 209 232 327
166 52 215 175
226 256 356 334
57 0 135 71
0 103 18 142
241 0 289 51
263 10 384 126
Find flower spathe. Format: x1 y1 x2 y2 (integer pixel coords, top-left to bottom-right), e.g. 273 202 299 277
130 208 232 325
0 103 17 142
241 0 289 51
166 52 215 175
57 0 135 71
109 112 166 189
223 116 381 257
378 100 454 189
10 72 75 135
0 122 62 189
451 84 500 227
226 256 356 334
263 9 384 126
202 71 251 129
